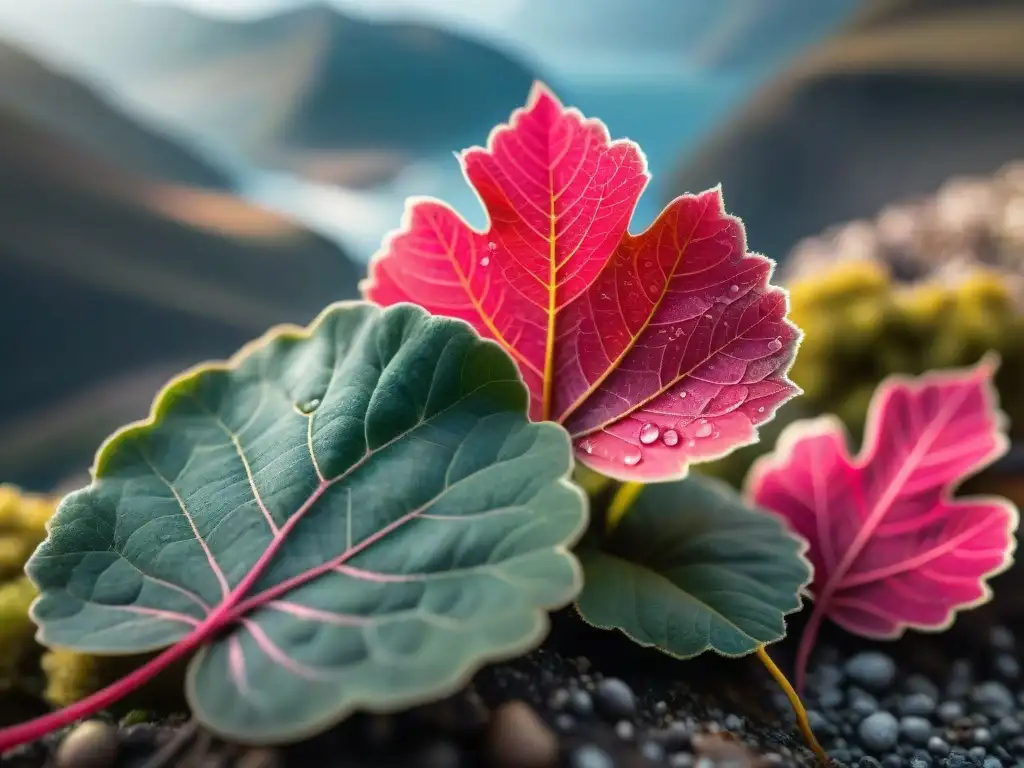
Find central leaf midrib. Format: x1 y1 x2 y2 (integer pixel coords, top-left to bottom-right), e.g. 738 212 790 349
556 197 709 427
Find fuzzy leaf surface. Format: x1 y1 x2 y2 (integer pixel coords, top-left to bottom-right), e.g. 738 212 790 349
746 358 1018 687
26 302 586 743
362 83 800 481
575 475 810 657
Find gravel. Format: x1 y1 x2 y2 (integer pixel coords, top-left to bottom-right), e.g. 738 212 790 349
8 612 1024 766
771 623 1024 767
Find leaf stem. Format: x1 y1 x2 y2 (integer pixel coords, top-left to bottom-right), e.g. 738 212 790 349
606 481 645 532
755 645 827 765
0 615 219 753
793 605 826 694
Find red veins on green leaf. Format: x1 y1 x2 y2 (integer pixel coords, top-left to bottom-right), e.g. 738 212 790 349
746 357 1019 692
362 82 801 481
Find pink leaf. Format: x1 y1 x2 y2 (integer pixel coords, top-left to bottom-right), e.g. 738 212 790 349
362 82 801 481
745 356 1019 691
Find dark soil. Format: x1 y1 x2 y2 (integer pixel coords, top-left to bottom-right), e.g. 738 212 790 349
7 598 1024 768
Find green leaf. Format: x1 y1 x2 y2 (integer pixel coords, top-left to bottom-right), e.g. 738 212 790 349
26 301 587 744
576 474 810 657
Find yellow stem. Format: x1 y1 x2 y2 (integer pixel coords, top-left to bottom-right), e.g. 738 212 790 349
755 645 828 765
606 481 645 532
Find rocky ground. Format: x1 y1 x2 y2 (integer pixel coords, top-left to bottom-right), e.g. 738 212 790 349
5 596 1024 767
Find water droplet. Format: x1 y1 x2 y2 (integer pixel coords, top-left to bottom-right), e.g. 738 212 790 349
297 397 321 414
687 439 696 448
673 327 684 338
767 337 782 352
694 421 713 438
579 439 594 454
639 423 660 445
757 406 765 413
678 391 687 399
480 256 490 267
487 241 497 251
623 451 642 467
648 285 658 294
662 429 679 447
730 284 739 293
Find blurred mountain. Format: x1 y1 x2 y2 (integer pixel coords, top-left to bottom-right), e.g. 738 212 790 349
668 0 1024 264
0 41 231 189
0 1 540 186
0 48 361 490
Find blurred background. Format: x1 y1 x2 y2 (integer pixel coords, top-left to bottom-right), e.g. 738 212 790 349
1 0 1023 492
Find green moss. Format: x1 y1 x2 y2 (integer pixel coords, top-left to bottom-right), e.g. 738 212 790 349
0 485 56 582
41 650 186 714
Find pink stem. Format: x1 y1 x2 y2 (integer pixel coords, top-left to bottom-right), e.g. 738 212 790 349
793 604 826 695
0 612 225 754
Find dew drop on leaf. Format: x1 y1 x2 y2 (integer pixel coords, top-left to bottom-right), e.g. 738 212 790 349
678 391 687 399
639 423 660 445
730 284 739 293
694 421 713 439
687 439 696 448
757 406 765 413
480 256 490 267
767 338 782 352
623 451 642 467
662 429 679 447
296 398 321 414
487 241 497 251
579 439 594 454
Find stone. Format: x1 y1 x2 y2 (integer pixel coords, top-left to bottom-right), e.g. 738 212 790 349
858 711 899 753
56 721 119 768
487 701 558 768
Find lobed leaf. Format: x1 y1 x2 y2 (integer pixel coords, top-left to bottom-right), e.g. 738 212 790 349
575 475 811 657
746 356 1019 689
362 83 801 481
25 302 587 744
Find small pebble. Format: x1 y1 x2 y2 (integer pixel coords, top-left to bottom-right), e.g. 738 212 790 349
858 711 900 752
926 735 950 756
989 626 1015 652
900 716 934 746
639 741 665 761
972 682 1015 717
994 654 1020 681
615 720 634 740
845 652 897 691
658 721 692 751
973 727 994 746
568 744 615 768
56 721 119 768
593 678 636 720
905 675 941 700
984 758 1004 768
722 713 744 732
567 689 593 717
487 701 557 768
668 755 695 768
937 701 965 724
858 757 882 768
901 693 937 716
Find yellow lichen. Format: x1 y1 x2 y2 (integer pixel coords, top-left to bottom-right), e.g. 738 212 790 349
0 485 57 581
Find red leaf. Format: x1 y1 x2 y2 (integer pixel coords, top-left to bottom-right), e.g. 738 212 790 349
362 82 801 481
745 357 1019 691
